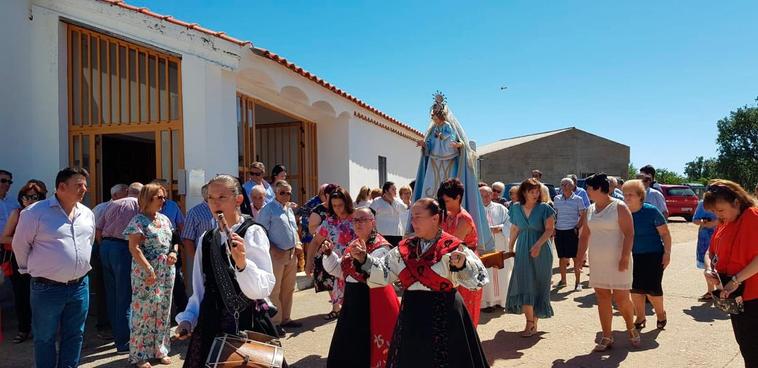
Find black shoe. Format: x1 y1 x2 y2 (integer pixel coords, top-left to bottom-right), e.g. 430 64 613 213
97 330 114 340
275 325 286 337
481 306 496 313
280 320 303 328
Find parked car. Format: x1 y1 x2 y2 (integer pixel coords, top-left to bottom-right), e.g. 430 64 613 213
687 183 706 199
659 184 699 221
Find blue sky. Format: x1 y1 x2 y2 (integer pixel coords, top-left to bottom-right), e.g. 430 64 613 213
129 1 758 174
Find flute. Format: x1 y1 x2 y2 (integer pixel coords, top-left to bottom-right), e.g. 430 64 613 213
215 211 236 255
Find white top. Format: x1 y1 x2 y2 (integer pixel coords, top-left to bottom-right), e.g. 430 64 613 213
360 243 489 291
175 219 276 330
322 243 390 283
11 196 95 283
484 201 510 251
587 199 632 290
354 200 372 209
370 197 407 236
645 188 669 216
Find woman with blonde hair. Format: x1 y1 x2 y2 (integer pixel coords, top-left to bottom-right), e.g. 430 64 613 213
354 186 372 208
123 182 176 367
702 179 758 367
621 179 672 331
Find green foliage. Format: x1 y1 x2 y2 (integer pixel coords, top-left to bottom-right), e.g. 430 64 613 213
684 156 719 183
627 163 637 180
715 106 758 188
655 168 687 185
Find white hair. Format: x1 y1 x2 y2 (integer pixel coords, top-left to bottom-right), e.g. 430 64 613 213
492 181 505 191
110 183 128 196
127 182 144 196
560 178 574 187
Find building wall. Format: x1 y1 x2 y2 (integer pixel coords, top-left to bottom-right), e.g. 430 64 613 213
347 116 420 195
480 129 630 185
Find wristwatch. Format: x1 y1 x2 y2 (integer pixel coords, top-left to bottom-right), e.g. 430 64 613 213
731 275 741 285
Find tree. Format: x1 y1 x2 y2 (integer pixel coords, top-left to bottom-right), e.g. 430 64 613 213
655 168 687 185
684 156 719 183
627 163 637 180
715 106 758 188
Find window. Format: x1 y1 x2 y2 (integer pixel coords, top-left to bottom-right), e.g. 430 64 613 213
378 156 387 187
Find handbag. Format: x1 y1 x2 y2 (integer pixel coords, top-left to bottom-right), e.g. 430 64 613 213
312 254 334 293
711 273 745 315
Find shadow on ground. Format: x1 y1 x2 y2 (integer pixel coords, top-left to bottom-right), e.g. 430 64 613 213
482 329 544 363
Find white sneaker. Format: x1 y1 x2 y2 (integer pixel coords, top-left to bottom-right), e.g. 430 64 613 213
575 284 583 291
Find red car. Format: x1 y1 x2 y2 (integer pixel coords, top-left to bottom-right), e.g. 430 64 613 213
659 185 699 221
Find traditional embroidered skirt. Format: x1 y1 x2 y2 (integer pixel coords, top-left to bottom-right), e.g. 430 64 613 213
387 290 489 368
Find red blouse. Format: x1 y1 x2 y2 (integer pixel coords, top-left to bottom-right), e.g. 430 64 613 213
709 207 758 301
442 208 478 250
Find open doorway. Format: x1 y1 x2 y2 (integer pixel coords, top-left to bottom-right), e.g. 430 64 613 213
100 133 156 200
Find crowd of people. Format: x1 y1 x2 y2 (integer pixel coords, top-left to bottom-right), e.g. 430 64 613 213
0 95 756 368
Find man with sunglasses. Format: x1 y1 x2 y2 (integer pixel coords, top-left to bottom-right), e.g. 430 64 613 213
243 162 275 207
256 180 303 335
491 181 508 207
0 170 19 234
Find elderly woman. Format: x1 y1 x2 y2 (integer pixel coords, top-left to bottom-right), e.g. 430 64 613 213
310 187 357 320
1 180 48 344
702 180 758 367
506 178 556 337
321 207 400 367
174 175 277 368
351 198 489 367
123 183 176 367
438 178 482 326
622 180 672 331
578 173 639 352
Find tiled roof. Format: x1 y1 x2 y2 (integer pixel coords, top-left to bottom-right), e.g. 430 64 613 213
99 0 422 138
99 0 252 46
253 48 423 137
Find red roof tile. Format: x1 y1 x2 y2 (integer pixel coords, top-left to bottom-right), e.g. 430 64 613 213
97 0 422 138
98 0 252 46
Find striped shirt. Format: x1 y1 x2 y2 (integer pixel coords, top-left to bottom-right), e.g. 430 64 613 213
180 202 215 242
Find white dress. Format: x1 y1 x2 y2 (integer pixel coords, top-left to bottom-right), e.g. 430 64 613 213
587 199 632 290
481 202 514 308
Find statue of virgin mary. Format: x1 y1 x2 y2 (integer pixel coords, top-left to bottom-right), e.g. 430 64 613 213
410 92 494 251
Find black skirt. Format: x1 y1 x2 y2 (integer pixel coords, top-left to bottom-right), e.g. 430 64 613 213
631 252 664 296
387 290 489 368
327 282 371 368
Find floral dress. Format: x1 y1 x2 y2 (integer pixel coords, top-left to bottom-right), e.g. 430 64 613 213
123 213 176 363
317 215 356 305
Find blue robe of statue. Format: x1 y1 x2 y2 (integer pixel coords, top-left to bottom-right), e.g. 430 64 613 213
410 121 495 252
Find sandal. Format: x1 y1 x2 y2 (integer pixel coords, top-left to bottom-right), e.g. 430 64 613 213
656 312 667 330
159 357 172 365
634 319 647 331
12 332 30 344
593 336 614 352
323 311 340 320
628 329 641 348
520 320 537 337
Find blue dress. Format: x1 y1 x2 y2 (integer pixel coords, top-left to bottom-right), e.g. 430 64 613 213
506 203 555 319
693 200 716 269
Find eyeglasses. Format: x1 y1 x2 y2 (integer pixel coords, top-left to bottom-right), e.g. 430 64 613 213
249 172 263 177
0 179 12 185
154 195 167 201
21 194 40 201
278 191 292 196
352 217 373 224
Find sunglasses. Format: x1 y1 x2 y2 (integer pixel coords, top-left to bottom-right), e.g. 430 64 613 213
0 179 12 185
249 172 263 177
154 195 167 201
279 191 292 196
22 194 40 201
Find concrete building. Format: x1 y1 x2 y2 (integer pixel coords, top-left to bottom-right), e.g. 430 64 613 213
1 0 422 209
478 127 630 186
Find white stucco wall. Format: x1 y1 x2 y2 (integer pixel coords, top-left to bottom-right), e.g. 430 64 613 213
347 116 419 195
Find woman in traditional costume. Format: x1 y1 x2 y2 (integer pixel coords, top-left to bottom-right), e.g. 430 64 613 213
322 207 400 367
174 175 279 368
352 198 490 368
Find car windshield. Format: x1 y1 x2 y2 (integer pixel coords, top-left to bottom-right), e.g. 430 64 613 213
668 188 696 196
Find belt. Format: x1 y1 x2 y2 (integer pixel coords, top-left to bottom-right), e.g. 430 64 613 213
32 276 86 286
103 237 128 243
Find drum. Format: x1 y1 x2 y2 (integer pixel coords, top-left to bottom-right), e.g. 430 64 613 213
479 250 515 269
206 331 285 368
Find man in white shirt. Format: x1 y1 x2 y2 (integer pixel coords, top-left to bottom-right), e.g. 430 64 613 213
479 186 513 311
370 181 406 247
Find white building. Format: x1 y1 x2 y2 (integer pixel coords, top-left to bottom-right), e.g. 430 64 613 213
1 0 422 209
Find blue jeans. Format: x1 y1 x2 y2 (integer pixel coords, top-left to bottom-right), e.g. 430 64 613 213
100 239 133 351
31 276 89 368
